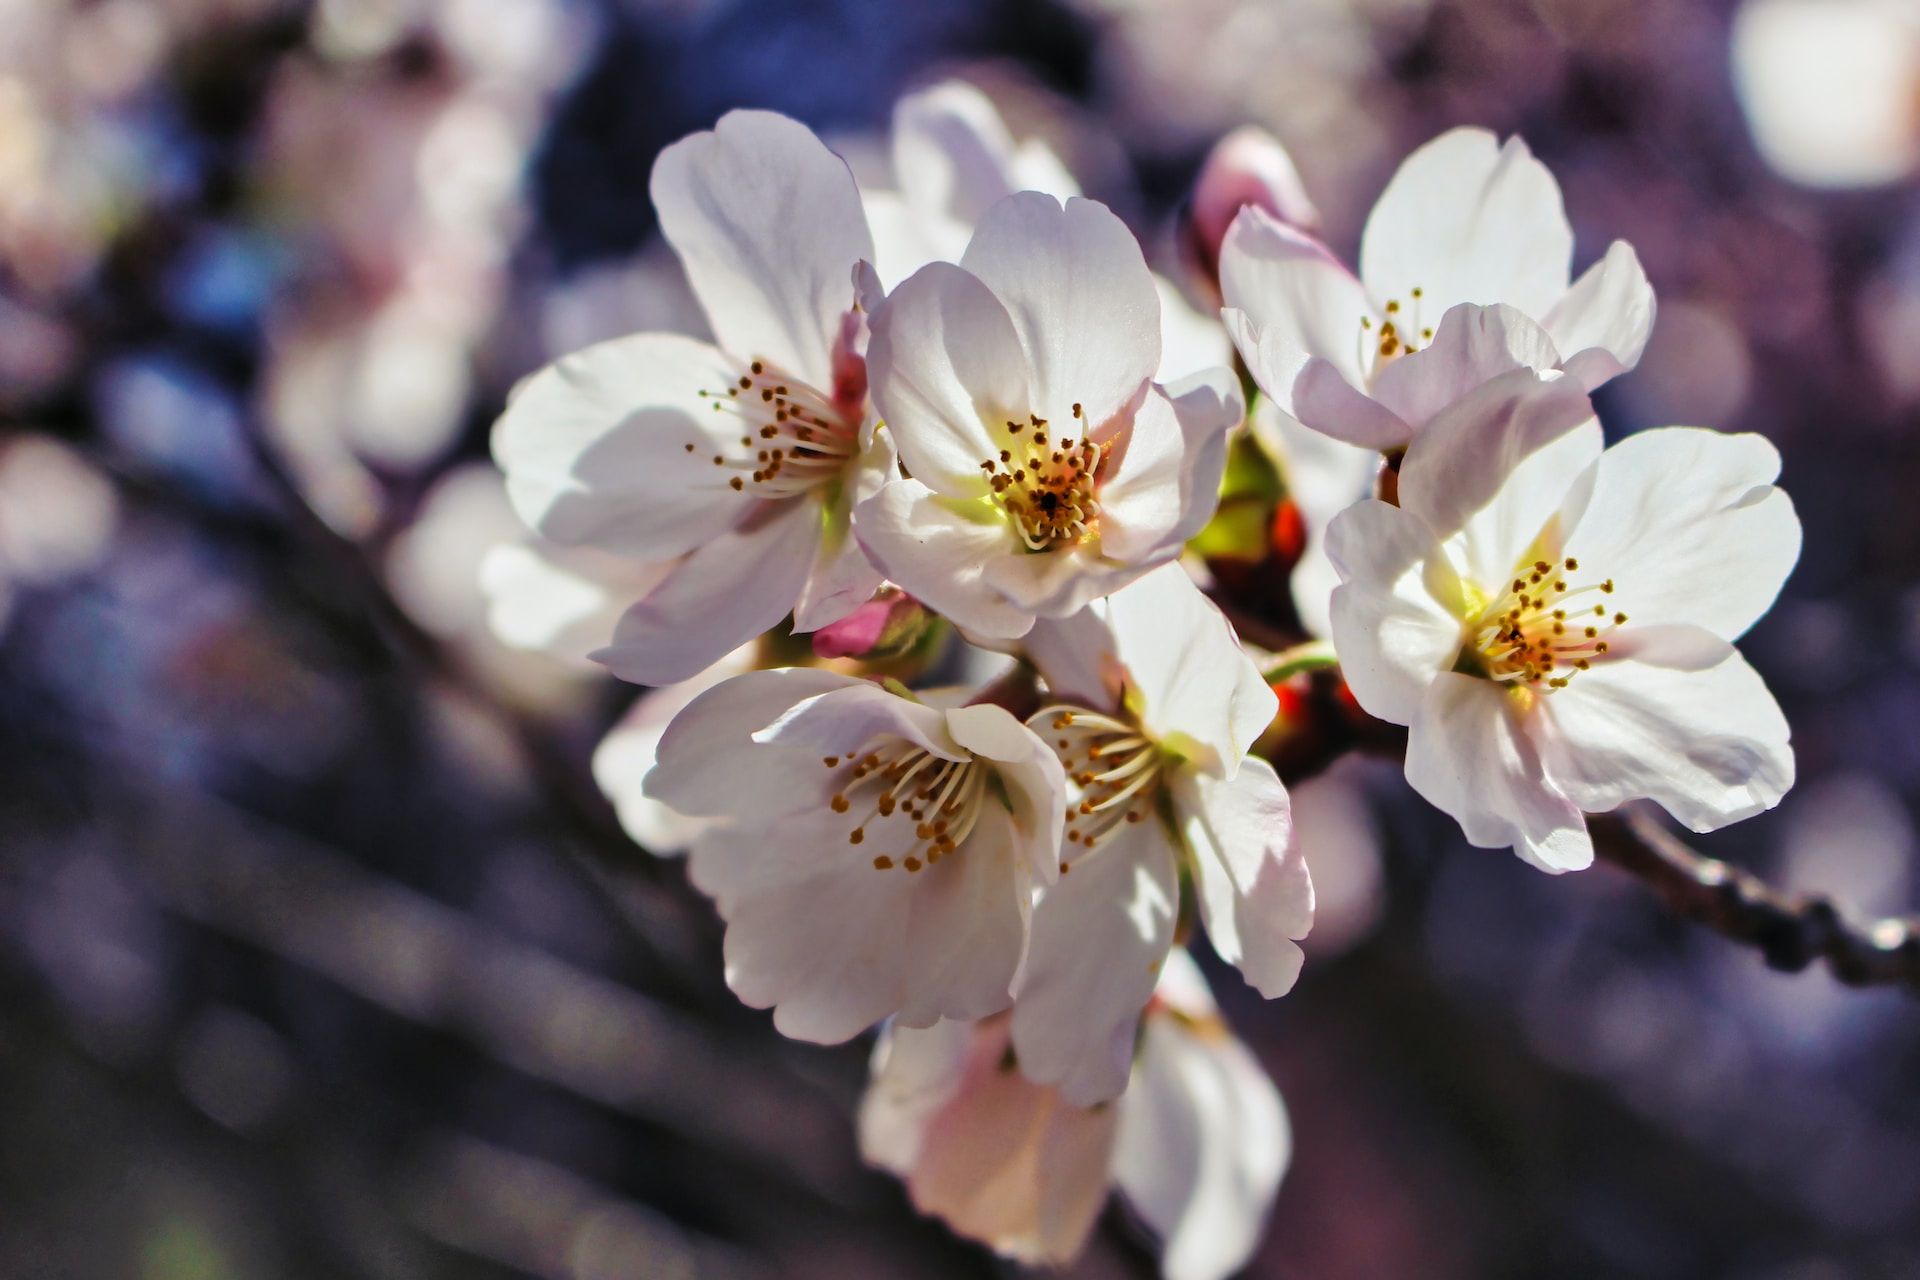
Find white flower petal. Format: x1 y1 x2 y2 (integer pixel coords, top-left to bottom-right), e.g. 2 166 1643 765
944 703 1069 886
752 679 960 760
892 81 1030 229
858 1017 974 1178
479 540 668 660
867 261 1030 494
1560 427 1800 640
593 499 819 686
1097 378 1236 565
1156 275 1233 383
1326 499 1464 725
1022 602 1125 712
863 189 966 292
1404 672 1594 872
1011 817 1179 1105
1546 240 1656 390
1176 758 1312 997
978 542 1142 619
1101 564 1275 778
1218 207 1373 414
1248 398 1378 639
1537 625 1794 831
642 666 864 820
591 649 756 854
491 332 756 559
960 192 1161 428
1370 303 1564 430
1358 128 1573 321
1115 980 1290 1280
691 810 925 1042
1395 366 1598 548
854 480 1034 639
895 801 1035 1029
651 110 873 388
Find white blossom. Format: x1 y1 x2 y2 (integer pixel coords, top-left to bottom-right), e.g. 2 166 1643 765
1014 563 1310 1103
642 670 1065 1042
855 191 1243 639
866 80 1230 383
1326 369 1800 871
491 110 895 686
1220 126 1656 449
860 949 1290 1280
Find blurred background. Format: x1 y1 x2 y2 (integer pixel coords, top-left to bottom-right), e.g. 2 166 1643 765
3 0 1920 1276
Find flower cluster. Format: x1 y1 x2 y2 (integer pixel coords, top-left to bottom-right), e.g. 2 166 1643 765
486 83 1800 1276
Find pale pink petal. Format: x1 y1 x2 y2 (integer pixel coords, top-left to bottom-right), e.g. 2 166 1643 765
1559 427 1800 640
1176 758 1312 997
1404 672 1593 872
1011 817 1180 1105
491 332 756 559
960 192 1161 428
593 499 817 686
1218 207 1373 413
1358 128 1573 321
858 1017 974 1177
1545 240 1656 390
1537 624 1794 831
854 479 1034 639
1370 303 1563 430
866 261 1030 494
893 1019 1118 1267
651 110 873 388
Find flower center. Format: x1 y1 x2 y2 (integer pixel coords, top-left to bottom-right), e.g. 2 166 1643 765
1464 554 1629 692
980 406 1103 552
1356 288 1433 384
821 739 989 874
690 358 860 498
1043 706 1164 863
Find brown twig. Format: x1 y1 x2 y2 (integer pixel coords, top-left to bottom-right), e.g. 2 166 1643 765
1591 808 1920 992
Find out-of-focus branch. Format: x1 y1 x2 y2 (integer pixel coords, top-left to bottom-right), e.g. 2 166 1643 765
1591 808 1920 992
1264 667 1920 994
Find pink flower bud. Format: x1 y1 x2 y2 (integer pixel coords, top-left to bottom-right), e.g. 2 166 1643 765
812 591 927 660
1186 126 1321 291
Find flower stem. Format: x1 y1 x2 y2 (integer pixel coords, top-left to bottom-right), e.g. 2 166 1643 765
1263 641 1340 683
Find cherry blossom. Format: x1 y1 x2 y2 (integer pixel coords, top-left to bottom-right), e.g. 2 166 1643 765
1219 126 1656 449
1014 563 1311 1102
855 191 1243 639
491 109 895 686
1326 370 1800 871
642 670 1065 1042
865 80 1229 382
859 949 1290 1280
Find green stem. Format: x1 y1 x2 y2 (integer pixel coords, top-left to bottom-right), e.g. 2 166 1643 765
1262 640 1340 683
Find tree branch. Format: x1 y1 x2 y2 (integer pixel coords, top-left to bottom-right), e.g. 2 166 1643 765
1591 807 1920 992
